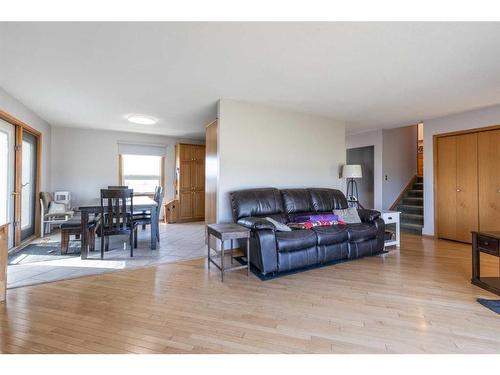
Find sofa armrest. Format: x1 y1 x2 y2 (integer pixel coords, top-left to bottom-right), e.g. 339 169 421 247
357 209 381 222
237 217 275 231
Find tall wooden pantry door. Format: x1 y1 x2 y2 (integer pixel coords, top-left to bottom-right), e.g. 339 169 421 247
436 133 478 243
478 129 500 232
455 133 478 243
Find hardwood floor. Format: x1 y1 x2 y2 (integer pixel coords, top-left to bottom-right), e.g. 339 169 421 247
1 233 499 354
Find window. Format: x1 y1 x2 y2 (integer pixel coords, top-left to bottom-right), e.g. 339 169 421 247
119 154 164 194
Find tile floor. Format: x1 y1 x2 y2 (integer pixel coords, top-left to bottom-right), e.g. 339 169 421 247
7 221 206 288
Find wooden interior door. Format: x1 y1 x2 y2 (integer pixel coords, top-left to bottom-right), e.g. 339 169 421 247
478 129 500 232
192 160 205 191
455 133 478 243
180 144 193 162
437 136 457 240
179 191 193 220
193 145 205 161
179 161 192 191
193 191 205 219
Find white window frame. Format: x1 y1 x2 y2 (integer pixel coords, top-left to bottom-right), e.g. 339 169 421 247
118 154 165 195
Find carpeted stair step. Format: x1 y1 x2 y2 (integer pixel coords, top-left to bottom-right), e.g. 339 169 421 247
397 204 423 215
413 182 423 190
402 196 423 206
416 176 423 183
401 222 423 235
406 189 423 198
401 213 424 225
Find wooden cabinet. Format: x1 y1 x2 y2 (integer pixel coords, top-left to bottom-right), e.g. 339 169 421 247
437 133 478 243
478 129 500 232
175 143 205 222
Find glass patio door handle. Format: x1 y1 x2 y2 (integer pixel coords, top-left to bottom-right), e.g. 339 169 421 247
22 182 30 187
11 191 19 196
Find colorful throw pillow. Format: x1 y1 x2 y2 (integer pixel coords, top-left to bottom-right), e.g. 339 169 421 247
294 214 339 222
264 217 292 232
333 207 361 224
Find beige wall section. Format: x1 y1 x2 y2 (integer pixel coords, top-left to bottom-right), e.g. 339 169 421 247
0 87 52 191
217 99 346 223
423 103 500 236
346 129 383 209
382 125 417 209
346 125 417 210
50 126 203 211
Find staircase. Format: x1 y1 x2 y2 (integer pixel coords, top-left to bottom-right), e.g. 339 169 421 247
394 176 423 235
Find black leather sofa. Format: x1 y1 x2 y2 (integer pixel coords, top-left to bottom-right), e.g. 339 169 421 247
230 188 385 276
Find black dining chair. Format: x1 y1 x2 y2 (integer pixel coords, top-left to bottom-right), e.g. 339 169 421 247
133 186 164 248
99 188 138 258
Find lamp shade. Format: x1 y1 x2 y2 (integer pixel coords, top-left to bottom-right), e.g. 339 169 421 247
342 164 362 179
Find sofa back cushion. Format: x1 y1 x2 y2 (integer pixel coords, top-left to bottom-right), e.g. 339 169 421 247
308 188 348 212
230 188 286 222
281 189 314 213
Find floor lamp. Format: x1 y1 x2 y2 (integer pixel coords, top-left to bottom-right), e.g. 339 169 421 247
342 164 363 208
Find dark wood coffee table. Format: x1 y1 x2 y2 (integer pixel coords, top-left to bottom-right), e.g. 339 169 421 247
472 231 500 295
207 224 251 282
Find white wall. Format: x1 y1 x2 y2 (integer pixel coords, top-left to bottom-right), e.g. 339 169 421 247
423 104 500 236
382 125 417 208
217 99 346 223
0 87 52 191
51 126 202 208
346 129 383 209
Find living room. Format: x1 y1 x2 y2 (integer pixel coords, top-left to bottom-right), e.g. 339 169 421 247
1 1 500 373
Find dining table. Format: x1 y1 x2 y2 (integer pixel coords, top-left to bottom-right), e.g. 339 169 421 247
78 196 158 260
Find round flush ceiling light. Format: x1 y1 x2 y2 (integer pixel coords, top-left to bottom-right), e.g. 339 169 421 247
126 114 158 125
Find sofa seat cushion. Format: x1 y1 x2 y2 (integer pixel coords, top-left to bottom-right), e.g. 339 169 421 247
276 229 317 252
346 223 378 242
312 225 348 245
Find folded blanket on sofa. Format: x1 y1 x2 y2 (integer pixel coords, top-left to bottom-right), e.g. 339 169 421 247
294 214 340 223
287 219 344 230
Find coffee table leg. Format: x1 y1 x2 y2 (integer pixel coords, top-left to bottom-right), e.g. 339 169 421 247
230 239 234 264
247 237 250 276
221 240 224 282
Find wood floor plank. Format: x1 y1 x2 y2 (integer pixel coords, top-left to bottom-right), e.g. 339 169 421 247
1 233 500 353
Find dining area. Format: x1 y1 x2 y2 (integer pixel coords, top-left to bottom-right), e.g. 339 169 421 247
77 185 163 260
6 184 207 289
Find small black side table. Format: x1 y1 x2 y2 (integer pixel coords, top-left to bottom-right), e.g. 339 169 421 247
472 231 500 296
207 224 251 282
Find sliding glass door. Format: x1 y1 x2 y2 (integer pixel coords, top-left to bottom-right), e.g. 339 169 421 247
0 119 15 248
20 131 37 240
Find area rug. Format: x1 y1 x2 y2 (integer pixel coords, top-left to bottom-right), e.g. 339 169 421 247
8 241 81 265
477 298 500 314
235 250 388 281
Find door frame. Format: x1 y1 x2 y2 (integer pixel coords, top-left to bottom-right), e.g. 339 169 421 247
0 110 42 247
433 123 500 240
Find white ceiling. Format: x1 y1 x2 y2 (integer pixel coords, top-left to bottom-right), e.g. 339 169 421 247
2 22 500 139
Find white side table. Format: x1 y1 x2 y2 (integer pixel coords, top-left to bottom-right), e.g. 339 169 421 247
380 210 400 248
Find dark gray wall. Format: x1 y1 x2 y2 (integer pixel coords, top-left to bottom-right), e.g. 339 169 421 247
346 146 374 208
